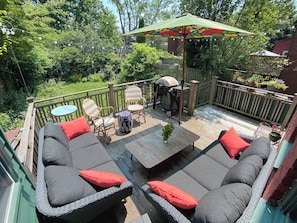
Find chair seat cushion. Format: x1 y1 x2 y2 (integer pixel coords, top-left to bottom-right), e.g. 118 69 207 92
127 104 144 112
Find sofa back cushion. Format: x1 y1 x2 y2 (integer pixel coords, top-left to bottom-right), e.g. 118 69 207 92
44 122 69 149
43 138 72 166
193 183 252 223
221 155 263 187
45 165 96 207
239 136 270 162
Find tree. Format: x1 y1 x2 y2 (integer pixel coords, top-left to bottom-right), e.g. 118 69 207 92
180 0 295 79
120 43 159 82
136 17 145 43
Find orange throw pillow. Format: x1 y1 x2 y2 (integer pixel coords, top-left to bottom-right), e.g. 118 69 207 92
148 181 198 209
79 170 126 188
60 116 91 140
219 127 250 158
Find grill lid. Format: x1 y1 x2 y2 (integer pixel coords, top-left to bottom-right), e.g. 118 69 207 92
157 76 178 87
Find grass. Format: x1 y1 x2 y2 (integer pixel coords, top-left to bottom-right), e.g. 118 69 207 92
35 80 109 100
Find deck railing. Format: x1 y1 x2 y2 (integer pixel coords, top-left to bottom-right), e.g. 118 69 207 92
16 76 297 181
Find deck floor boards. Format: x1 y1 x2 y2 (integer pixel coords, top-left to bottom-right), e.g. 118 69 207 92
92 105 259 223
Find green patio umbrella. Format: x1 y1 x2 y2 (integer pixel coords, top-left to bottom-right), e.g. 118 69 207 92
123 13 254 124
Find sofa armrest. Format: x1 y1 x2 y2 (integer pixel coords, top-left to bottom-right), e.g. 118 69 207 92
236 144 277 223
141 184 191 223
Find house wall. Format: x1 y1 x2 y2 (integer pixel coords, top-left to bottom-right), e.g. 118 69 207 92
0 128 39 223
273 38 292 56
279 29 297 95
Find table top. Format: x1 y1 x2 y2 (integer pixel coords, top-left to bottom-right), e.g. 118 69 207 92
51 105 77 117
125 125 200 169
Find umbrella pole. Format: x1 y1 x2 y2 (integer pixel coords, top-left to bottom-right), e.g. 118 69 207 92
178 34 186 125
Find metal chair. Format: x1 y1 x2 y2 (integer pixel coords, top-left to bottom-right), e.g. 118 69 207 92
82 98 116 137
125 85 146 124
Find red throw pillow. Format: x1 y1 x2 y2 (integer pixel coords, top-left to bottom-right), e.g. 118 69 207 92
148 181 198 209
60 116 91 140
79 170 126 188
219 127 250 158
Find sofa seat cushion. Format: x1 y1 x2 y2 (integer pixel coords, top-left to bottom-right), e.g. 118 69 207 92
219 127 250 158
45 165 96 207
60 116 91 140
183 155 229 191
44 122 69 149
68 132 100 152
239 136 271 162
203 141 238 169
71 143 112 169
80 170 126 188
148 181 198 209
193 183 252 223
221 155 263 187
42 138 72 166
91 160 127 178
164 170 209 201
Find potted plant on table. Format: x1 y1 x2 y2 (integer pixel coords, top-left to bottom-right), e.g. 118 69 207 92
162 123 175 143
269 124 282 142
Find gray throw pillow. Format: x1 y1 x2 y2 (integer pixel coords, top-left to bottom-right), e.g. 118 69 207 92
44 122 69 149
45 165 96 207
221 155 263 187
193 183 252 223
43 138 72 166
239 136 270 162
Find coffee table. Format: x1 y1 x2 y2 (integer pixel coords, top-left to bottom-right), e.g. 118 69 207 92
125 125 200 177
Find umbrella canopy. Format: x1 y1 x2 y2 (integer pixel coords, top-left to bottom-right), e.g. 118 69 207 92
123 13 254 124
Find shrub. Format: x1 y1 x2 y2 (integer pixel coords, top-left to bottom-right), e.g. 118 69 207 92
89 73 102 82
120 43 160 82
0 113 13 132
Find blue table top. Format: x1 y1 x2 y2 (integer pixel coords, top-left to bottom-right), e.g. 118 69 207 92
51 105 77 117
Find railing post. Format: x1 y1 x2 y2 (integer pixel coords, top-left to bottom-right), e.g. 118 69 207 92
188 80 199 116
282 93 297 129
108 83 116 115
209 76 219 105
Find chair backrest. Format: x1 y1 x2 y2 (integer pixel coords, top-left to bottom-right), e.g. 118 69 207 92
82 98 100 118
125 86 142 102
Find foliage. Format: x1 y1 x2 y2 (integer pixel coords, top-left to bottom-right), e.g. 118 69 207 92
89 73 102 82
0 113 12 132
120 43 160 82
262 78 288 90
136 17 146 43
181 0 295 80
162 123 174 141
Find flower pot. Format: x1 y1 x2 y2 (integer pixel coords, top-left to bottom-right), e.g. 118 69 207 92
269 131 281 142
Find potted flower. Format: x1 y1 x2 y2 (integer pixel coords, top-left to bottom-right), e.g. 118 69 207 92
162 123 175 143
269 124 282 142
262 78 288 92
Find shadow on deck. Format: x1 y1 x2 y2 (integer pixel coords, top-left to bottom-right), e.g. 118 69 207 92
93 105 259 223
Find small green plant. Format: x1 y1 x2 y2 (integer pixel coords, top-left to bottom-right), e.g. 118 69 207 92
162 123 175 142
262 78 288 91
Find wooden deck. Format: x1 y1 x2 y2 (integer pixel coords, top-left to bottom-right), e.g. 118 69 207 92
93 105 259 223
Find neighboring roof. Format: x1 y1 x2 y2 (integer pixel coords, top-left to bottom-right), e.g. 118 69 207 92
250 50 283 57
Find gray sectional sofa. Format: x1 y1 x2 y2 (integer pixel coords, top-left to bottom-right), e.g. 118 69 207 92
142 131 277 223
36 122 133 223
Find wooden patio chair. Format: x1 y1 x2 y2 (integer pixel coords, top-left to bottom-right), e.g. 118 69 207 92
125 85 146 124
82 98 116 137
